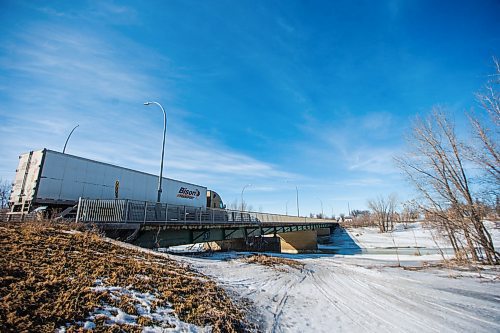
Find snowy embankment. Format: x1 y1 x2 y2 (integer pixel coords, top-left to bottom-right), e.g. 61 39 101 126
176 222 500 333
0 222 248 332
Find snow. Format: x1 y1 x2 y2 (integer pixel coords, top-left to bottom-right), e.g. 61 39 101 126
173 222 500 332
61 279 211 332
344 222 450 249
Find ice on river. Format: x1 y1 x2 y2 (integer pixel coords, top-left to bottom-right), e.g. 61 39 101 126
176 222 500 333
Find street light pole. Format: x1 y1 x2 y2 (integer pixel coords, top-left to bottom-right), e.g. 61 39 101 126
63 124 79 154
241 184 251 211
295 185 300 217
285 180 300 217
144 101 167 203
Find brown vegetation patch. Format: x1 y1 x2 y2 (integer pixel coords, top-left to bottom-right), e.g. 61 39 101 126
0 221 250 332
242 254 304 271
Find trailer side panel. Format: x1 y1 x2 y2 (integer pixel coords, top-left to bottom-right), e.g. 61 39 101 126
10 149 207 211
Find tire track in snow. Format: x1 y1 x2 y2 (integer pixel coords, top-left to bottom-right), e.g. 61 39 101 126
422 299 500 328
311 261 443 332
270 270 307 333
344 268 442 332
324 261 499 333
307 268 373 331
360 268 500 332
315 261 391 329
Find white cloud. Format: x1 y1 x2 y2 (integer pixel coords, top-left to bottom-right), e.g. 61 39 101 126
361 111 393 131
346 147 400 175
0 22 294 195
296 111 402 176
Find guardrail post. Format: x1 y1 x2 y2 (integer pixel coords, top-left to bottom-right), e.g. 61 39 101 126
143 201 147 224
92 200 97 222
124 199 129 223
76 197 82 222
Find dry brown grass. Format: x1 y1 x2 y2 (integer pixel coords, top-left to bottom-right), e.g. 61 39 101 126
242 254 304 271
0 221 251 332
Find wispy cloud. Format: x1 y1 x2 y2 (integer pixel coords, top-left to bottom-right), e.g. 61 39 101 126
361 111 393 131
297 111 402 175
0 21 294 198
346 147 400 174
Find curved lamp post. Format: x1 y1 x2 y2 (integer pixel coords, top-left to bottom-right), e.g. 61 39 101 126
295 185 300 217
319 199 324 218
241 184 252 211
144 101 167 203
63 124 79 154
285 180 300 217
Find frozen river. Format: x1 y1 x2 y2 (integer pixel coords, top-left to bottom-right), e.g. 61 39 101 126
176 222 500 332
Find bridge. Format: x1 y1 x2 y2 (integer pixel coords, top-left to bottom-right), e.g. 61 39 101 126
76 198 338 253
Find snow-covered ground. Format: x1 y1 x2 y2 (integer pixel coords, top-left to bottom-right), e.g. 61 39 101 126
366 221 498 248
342 222 450 249
174 222 500 332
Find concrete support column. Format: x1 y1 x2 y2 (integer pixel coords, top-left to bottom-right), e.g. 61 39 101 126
206 237 280 252
316 228 331 237
278 230 318 253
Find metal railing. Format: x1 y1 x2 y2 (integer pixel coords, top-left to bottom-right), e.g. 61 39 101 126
76 198 338 225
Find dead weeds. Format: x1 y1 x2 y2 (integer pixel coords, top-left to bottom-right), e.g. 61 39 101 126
0 221 251 332
242 254 304 272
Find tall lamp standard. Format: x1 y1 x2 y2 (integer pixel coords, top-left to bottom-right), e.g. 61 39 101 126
144 101 167 203
319 199 324 218
63 124 79 154
286 180 300 217
241 184 252 211
295 185 300 217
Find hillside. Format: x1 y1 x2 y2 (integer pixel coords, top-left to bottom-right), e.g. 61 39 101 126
0 222 251 332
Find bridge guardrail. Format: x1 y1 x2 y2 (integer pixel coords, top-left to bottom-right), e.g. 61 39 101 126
76 198 337 225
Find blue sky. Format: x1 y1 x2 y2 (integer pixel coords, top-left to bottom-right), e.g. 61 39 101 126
0 0 499 216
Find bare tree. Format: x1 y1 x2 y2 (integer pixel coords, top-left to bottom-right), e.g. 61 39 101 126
351 209 370 218
401 200 420 227
396 109 499 264
467 57 500 197
367 194 398 232
350 210 374 227
0 179 11 209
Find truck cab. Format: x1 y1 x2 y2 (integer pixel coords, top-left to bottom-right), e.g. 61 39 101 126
206 190 225 209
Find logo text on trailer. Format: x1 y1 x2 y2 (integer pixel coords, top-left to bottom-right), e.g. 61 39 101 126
177 187 201 199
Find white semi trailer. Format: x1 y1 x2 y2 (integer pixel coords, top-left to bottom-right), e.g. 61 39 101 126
9 149 208 217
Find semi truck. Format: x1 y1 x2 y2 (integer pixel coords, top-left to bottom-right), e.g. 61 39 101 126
8 149 223 219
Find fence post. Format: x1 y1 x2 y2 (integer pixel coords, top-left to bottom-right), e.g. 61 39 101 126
124 199 129 223
76 197 82 222
165 204 168 223
92 200 97 222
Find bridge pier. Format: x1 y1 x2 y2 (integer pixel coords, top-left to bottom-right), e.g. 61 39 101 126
278 230 318 253
316 228 331 237
205 236 280 252
316 227 331 244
